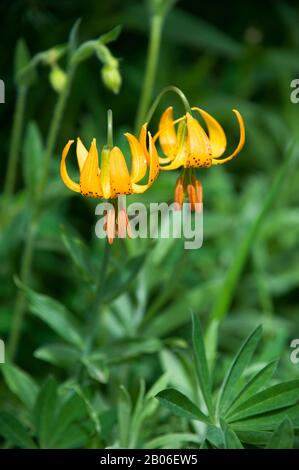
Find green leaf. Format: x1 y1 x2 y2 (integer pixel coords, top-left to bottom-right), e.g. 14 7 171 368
231 405 299 432
1 363 39 409
221 420 243 449
218 325 262 415
145 433 200 449
156 388 210 424
50 393 87 447
225 361 277 417
34 343 80 367
14 38 35 86
118 385 132 448
236 430 271 446
103 254 146 303
266 418 294 449
227 380 299 422
191 313 214 417
100 25 122 45
68 18 81 55
23 122 44 198
23 285 84 349
0 412 37 448
33 376 58 449
60 225 96 282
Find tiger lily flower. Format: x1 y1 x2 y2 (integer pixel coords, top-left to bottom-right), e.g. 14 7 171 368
156 106 245 210
60 124 159 243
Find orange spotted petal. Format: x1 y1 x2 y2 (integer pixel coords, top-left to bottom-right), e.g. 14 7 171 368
212 109 245 165
185 112 212 168
192 107 227 158
60 140 80 193
110 146 132 196
132 133 159 193
125 132 147 184
80 139 102 197
158 106 177 160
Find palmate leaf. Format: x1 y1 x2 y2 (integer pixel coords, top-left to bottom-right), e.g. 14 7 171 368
226 379 299 422
217 325 262 415
191 313 214 417
231 404 299 432
156 388 210 424
224 361 277 417
266 417 294 449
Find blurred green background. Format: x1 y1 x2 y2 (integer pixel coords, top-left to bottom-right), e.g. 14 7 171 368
0 0 299 449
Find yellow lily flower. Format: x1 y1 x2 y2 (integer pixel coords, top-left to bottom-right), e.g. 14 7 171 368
156 106 245 210
60 124 159 243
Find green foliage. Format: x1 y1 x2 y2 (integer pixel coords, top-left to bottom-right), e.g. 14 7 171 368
157 317 299 448
1 0 299 451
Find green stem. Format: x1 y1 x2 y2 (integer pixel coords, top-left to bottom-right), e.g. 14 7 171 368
39 65 76 194
145 85 191 124
7 65 76 361
86 242 111 353
3 85 28 197
7 220 37 359
134 14 164 134
107 109 113 148
205 140 299 368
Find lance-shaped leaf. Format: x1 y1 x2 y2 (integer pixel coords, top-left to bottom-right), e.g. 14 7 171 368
191 312 214 417
217 325 262 415
1 363 39 410
0 412 37 449
226 379 299 422
266 417 294 449
224 360 277 418
156 388 210 424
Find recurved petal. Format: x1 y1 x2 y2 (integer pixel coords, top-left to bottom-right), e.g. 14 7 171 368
158 106 177 159
125 132 147 184
139 123 150 164
80 139 102 197
110 146 132 196
132 133 159 193
159 122 189 171
60 140 80 193
212 109 245 166
192 107 227 158
185 113 212 168
76 137 89 171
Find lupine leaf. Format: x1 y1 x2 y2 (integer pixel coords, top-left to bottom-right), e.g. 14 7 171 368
266 417 294 449
218 325 262 414
224 361 277 417
156 388 210 424
227 380 299 422
191 313 214 417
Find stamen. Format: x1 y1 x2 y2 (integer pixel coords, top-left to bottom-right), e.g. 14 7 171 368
117 208 127 239
107 207 115 244
187 183 196 211
174 177 184 210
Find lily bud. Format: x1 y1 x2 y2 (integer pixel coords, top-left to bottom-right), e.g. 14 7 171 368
101 63 122 94
49 64 67 93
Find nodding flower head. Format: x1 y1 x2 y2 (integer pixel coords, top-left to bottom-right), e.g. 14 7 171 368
60 124 159 243
155 106 245 210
